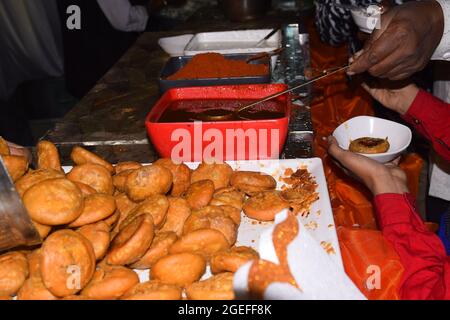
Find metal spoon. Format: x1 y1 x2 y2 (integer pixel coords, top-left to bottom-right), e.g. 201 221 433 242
198 65 350 121
254 28 279 48
246 48 285 63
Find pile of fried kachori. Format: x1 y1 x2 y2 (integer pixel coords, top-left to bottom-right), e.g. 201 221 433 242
0 139 317 300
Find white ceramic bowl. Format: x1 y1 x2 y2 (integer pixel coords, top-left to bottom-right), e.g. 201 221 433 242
351 8 380 34
332 116 412 163
158 34 194 56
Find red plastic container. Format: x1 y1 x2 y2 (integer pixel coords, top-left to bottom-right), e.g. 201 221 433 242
145 84 290 162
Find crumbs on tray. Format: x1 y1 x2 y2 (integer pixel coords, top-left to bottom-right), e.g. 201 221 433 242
320 241 336 255
304 221 318 231
280 168 319 218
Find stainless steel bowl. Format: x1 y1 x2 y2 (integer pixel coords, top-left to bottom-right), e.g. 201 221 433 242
219 0 272 22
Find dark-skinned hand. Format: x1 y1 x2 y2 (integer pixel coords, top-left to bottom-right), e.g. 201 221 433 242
348 0 444 80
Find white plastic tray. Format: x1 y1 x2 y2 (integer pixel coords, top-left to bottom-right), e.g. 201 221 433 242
184 29 282 56
216 159 342 270
158 34 194 57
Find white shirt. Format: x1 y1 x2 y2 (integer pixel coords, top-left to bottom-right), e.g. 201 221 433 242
96 0 149 32
431 1 450 201
432 0 450 60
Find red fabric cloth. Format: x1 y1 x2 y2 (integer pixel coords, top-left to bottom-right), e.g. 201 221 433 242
402 89 450 162
374 193 450 300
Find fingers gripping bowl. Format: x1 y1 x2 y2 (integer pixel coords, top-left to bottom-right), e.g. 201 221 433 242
333 116 412 163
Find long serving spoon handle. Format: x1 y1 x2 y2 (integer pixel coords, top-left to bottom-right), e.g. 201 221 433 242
237 65 350 114
255 28 280 48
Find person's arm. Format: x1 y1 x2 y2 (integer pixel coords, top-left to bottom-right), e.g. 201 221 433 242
374 193 450 300
348 0 445 80
401 90 450 162
362 83 450 161
327 137 450 300
432 0 450 61
96 0 148 32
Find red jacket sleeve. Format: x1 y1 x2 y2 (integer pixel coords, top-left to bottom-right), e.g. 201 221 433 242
374 193 450 300
402 90 450 162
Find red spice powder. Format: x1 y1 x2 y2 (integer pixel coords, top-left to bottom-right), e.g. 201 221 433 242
167 52 268 80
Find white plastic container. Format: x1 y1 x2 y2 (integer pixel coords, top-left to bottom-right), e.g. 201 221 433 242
333 116 412 163
184 29 282 55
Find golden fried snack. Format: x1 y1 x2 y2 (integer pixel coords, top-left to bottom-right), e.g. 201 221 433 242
15 168 65 197
0 136 9 155
114 161 142 174
183 206 237 246
71 146 114 173
40 230 96 297
159 197 191 237
73 181 97 197
349 137 390 154
210 187 246 211
122 280 182 300
120 194 169 229
170 228 230 257
61 295 93 300
17 275 58 300
217 205 241 225
78 221 111 260
130 231 178 269
27 249 41 277
114 193 138 233
154 158 191 197
81 264 139 300
23 178 84 225
112 169 135 192
243 191 289 221
67 163 114 195
151 253 206 286
69 193 116 227
185 179 215 210
0 252 29 296
191 162 233 190
106 213 154 266
230 171 277 195
2 155 28 182
115 193 137 217
37 140 62 172
17 249 58 300
186 273 234 300
125 165 172 201
103 210 120 229
210 246 259 274
32 220 51 239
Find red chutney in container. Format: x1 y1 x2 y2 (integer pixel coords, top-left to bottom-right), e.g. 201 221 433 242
167 53 269 80
157 99 285 123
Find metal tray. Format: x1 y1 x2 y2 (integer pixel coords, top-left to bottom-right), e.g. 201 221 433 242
158 54 271 94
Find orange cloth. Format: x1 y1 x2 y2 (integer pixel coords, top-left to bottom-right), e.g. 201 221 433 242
399 153 424 198
337 227 404 300
307 20 424 300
